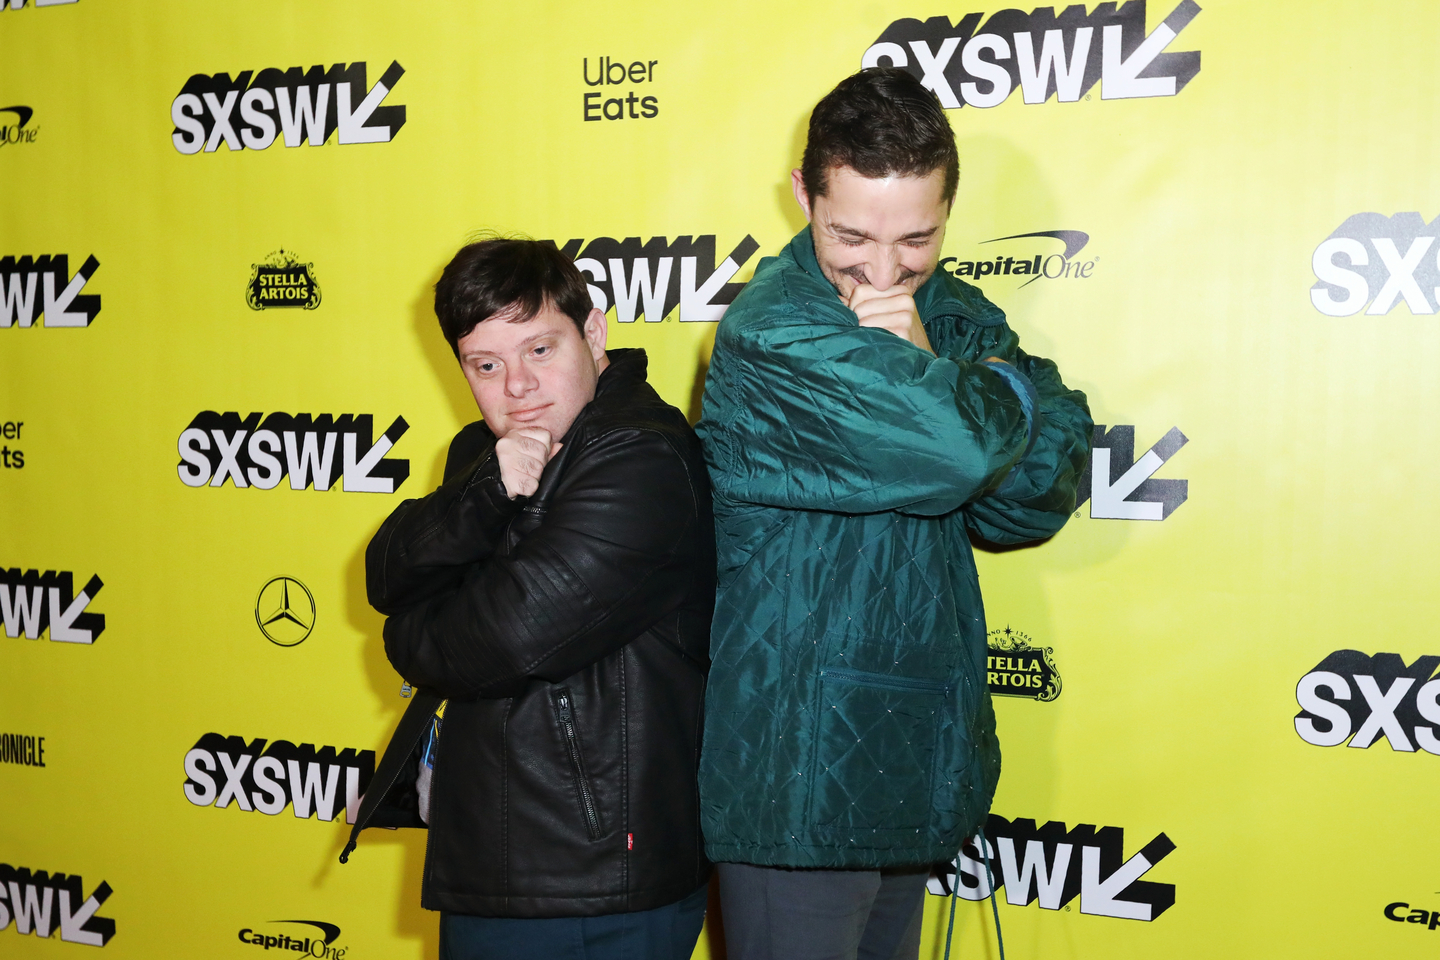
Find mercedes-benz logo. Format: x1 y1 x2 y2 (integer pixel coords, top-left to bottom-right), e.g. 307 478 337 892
255 576 315 647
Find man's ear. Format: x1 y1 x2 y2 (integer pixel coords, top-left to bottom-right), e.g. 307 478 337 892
791 169 813 222
583 307 608 361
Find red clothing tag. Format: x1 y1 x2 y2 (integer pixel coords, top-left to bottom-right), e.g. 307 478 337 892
627 833 634 850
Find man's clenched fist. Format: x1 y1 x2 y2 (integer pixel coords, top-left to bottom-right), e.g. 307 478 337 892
847 283 934 355
496 427 562 499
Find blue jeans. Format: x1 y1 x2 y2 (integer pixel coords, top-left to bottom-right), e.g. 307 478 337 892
439 882 708 960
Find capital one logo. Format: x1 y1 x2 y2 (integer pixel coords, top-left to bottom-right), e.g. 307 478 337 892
183 733 375 824
1295 650 1440 754
1311 212 1440 317
1 256 100 328
861 0 1200 109
0 569 104 643
551 235 760 322
1076 425 1188 520
177 411 410 493
171 61 405 154
930 814 1175 921
0 105 39 147
0 863 114 947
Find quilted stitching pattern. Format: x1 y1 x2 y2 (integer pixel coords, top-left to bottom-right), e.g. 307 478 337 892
697 229 1084 869
811 674 943 830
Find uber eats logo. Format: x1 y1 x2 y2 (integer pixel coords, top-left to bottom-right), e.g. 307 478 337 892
1 255 100 328
1076 425 1188 521
0 863 114 947
862 0 1200 109
1311 212 1440 317
549 235 760 322
171 61 405 155
0 569 104 644
183 733 375 824
1294 650 1440 754
581 56 660 121
177 412 410 493
930 814 1175 921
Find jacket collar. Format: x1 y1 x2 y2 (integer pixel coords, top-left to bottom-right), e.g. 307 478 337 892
595 347 647 398
786 225 1005 327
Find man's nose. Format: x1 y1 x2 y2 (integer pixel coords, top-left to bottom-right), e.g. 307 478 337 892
504 360 538 398
869 246 903 291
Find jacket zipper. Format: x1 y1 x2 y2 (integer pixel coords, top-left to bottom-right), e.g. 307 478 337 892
820 667 950 695
339 694 436 863
554 689 603 841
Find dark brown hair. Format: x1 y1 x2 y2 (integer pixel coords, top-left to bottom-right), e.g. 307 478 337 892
433 238 593 357
800 67 959 204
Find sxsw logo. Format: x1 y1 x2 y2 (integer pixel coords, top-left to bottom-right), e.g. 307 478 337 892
183 732 375 824
0 863 114 947
0 569 104 644
1 0 79 10
177 412 410 493
930 813 1175 921
550 235 760 322
1311 212 1440 317
1076 425 1188 520
862 0 1200 109
1295 651 1440 754
171 61 405 155
1 256 101 328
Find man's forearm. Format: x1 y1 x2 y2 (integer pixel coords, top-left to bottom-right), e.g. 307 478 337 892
380 431 704 699
365 449 519 614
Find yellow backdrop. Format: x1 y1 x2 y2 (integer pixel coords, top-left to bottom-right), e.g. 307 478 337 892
4 1 1439 957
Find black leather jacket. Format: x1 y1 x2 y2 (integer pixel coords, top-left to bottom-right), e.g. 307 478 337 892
341 349 715 918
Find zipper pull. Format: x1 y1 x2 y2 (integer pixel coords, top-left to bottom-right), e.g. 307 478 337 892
556 693 572 723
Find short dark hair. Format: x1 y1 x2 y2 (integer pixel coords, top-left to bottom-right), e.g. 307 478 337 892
433 238 593 357
801 67 959 205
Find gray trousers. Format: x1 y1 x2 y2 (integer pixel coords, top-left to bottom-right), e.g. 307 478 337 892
716 862 929 960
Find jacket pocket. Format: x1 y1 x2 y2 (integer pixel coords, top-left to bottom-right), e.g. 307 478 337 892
552 688 605 841
809 667 948 831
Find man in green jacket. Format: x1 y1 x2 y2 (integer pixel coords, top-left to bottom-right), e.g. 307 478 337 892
696 68 1092 960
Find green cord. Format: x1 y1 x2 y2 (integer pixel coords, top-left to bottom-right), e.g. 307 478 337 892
978 826 1007 960
942 858 960 959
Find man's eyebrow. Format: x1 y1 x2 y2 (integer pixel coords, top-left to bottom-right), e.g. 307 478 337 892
829 222 939 242
460 329 556 361
830 222 875 240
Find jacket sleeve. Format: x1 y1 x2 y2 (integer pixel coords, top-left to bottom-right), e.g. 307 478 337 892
962 347 1092 544
381 429 704 699
365 438 520 615
702 315 1032 517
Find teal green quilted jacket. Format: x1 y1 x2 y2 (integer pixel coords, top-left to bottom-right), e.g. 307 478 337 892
695 228 1091 867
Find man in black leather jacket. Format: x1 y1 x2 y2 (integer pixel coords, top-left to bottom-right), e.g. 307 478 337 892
341 239 715 960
